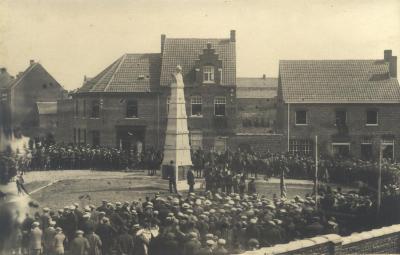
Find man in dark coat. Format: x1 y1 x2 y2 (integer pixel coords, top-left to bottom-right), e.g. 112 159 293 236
187 169 195 193
116 228 134 255
167 161 177 194
69 230 90 255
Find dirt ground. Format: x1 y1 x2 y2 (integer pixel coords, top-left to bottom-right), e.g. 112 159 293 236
21 170 342 210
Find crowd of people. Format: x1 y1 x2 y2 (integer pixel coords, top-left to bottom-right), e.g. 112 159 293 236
8 185 377 255
9 144 162 173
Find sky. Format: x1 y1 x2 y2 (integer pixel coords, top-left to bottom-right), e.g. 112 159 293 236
0 0 399 90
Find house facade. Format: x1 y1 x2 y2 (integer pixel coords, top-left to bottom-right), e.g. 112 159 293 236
277 50 400 161
0 61 66 138
57 31 237 153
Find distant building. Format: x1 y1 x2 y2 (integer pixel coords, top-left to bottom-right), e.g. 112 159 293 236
277 50 400 160
236 75 278 133
0 60 66 138
57 31 237 153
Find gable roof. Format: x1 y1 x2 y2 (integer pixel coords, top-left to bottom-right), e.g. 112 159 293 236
160 38 236 86
237 77 278 99
77 53 161 93
6 63 63 91
0 69 14 90
279 59 400 103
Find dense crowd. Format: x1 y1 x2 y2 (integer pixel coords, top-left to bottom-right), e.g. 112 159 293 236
11 144 163 173
8 185 378 255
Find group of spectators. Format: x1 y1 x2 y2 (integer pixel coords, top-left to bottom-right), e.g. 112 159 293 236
10 144 163 173
8 185 378 255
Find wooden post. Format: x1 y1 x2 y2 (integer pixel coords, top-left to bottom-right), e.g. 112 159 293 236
315 135 318 209
377 141 382 217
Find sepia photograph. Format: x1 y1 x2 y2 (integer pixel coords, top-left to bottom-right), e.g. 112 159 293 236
0 0 400 254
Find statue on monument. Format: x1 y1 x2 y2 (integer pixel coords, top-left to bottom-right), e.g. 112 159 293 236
161 65 193 190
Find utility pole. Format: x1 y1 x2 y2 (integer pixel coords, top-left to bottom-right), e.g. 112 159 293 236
315 135 318 209
377 140 382 218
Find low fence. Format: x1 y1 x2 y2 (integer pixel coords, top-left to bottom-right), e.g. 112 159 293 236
242 224 400 255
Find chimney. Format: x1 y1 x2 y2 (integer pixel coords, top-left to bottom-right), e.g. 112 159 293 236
161 34 166 54
30 59 35 66
262 74 266 80
16 72 23 78
0 68 6 74
230 30 236 42
384 49 397 78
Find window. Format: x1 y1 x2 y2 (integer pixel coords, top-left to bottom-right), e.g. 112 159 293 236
126 100 138 118
366 110 378 125
92 130 100 146
91 100 100 118
335 110 347 126
289 139 313 156
295 110 307 125
75 100 79 117
382 139 394 160
361 137 373 160
203 66 214 83
332 143 350 157
83 129 87 144
190 131 203 150
167 97 170 113
73 128 77 144
83 100 86 117
190 96 202 116
78 128 81 144
214 96 226 116
214 137 227 152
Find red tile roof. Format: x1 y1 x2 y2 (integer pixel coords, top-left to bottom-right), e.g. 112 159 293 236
77 53 161 93
279 60 400 103
160 38 236 86
237 77 278 87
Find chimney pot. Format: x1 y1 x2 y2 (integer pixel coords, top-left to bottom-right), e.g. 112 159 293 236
262 74 266 80
384 50 392 61
0 68 6 74
30 60 35 66
161 34 166 53
230 30 236 42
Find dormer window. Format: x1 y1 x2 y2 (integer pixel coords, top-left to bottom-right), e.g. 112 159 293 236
203 66 214 83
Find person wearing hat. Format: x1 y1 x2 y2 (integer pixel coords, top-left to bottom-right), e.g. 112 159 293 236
198 239 214 255
183 232 201 255
167 160 177 194
86 226 102 255
96 217 115 255
187 168 196 193
40 208 51 230
29 222 43 255
53 227 66 255
69 230 90 255
116 227 134 255
247 178 256 195
247 238 259 251
43 221 57 255
213 239 228 255
161 232 179 255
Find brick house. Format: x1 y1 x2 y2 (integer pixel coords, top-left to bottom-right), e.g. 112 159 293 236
57 31 237 152
0 61 66 138
277 50 399 160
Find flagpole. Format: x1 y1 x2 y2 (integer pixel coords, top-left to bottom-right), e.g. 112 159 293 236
315 135 318 209
377 140 382 217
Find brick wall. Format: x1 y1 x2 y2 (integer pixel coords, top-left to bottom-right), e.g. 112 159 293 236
242 224 400 255
278 103 400 160
229 134 285 153
56 99 74 144
11 64 64 133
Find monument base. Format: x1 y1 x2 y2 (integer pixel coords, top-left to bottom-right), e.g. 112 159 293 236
158 178 205 192
160 164 191 181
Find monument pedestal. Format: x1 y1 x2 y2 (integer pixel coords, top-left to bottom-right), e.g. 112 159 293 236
160 65 193 185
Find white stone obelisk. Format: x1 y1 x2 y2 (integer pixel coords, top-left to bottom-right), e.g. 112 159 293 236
161 65 192 184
